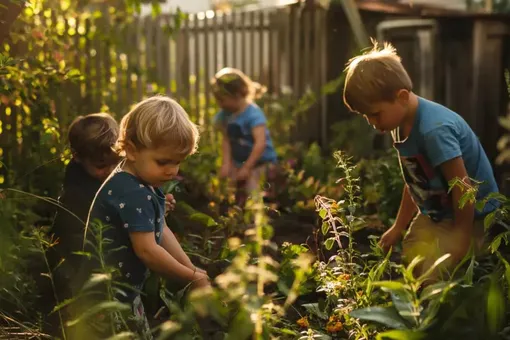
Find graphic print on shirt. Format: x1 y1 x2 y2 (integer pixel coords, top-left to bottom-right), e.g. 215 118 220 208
400 154 451 221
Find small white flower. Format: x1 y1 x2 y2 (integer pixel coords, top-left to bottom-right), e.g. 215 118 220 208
136 208 142 213
108 190 112 195
124 223 129 228
105 216 110 222
139 184 144 188
118 262 123 268
147 195 152 200
119 203 125 209
126 272 131 278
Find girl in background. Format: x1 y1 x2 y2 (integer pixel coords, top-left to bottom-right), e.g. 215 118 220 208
212 67 278 207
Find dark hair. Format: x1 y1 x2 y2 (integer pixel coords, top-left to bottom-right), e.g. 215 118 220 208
68 113 119 164
211 67 267 100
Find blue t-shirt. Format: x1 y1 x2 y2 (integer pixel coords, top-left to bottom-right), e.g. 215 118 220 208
214 103 277 166
87 168 166 301
394 96 498 222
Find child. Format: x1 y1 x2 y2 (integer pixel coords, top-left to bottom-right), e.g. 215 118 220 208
211 67 278 206
50 113 120 298
343 42 499 281
85 96 209 338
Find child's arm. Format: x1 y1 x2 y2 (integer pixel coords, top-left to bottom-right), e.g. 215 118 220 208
159 225 194 268
130 231 209 287
379 185 417 251
440 157 474 255
219 128 233 177
237 126 266 179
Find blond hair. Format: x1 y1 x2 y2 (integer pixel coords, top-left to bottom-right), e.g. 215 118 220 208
68 112 119 163
343 41 413 114
211 67 267 100
115 95 200 157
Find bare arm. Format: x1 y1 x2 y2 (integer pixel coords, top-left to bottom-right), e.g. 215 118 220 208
129 232 205 284
242 125 266 170
393 185 418 232
159 225 194 268
440 157 474 233
220 127 233 167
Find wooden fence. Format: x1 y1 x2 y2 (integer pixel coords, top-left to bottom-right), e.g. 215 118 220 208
0 3 329 186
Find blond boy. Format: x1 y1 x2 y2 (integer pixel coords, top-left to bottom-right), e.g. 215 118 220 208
343 42 499 280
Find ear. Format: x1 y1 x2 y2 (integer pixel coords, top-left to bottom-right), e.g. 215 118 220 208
123 141 138 162
396 89 410 103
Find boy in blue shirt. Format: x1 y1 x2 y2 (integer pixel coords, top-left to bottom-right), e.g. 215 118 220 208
343 42 499 280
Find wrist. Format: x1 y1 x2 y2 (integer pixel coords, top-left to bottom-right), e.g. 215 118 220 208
392 222 408 232
241 163 253 171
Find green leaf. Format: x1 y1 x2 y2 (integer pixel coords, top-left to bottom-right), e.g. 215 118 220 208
389 290 417 326
324 237 335 250
81 273 112 291
67 301 130 327
490 232 510 253
321 222 329 235
420 281 457 302
487 275 506 334
496 252 510 300
372 281 407 291
418 254 451 283
319 209 327 219
350 306 410 329
376 329 426 340
106 332 136 340
163 179 181 194
302 303 328 320
484 211 497 231
486 192 508 202
226 309 254 340
189 212 218 228
155 321 182 340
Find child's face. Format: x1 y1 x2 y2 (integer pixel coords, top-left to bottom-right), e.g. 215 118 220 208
125 144 184 187
215 94 244 113
77 157 118 181
363 91 410 132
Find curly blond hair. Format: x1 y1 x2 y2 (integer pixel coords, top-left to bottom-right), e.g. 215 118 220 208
115 95 200 157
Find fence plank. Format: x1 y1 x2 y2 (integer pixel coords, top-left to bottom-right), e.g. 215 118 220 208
212 11 218 73
319 9 328 147
115 23 124 116
250 11 255 78
222 12 228 68
302 8 311 143
240 11 246 71
232 11 237 68
134 17 143 102
84 18 92 113
192 14 201 122
258 10 265 83
179 14 191 111
203 14 211 127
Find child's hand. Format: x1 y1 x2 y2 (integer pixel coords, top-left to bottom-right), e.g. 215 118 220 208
379 225 403 252
191 272 211 290
219 163 231 178
165 194 177 215
235 166 251 182
195 266 207 275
